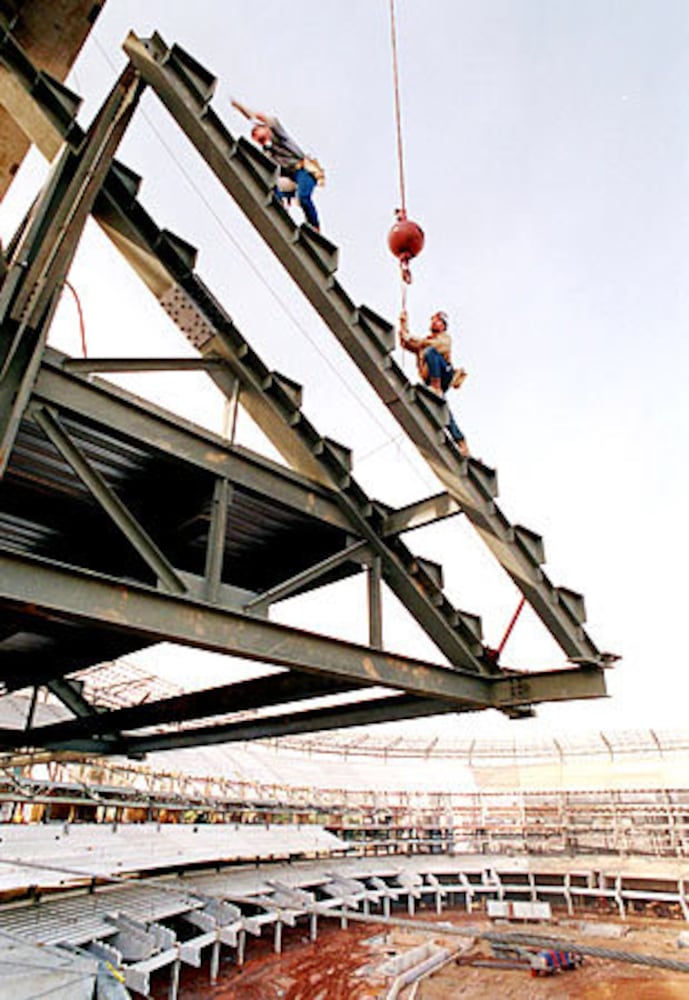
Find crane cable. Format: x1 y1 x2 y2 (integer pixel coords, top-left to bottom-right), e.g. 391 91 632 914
389 0 410 332
388 3 425 315
389 0 407 220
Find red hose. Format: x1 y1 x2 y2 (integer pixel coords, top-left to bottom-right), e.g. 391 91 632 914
63 279 87 358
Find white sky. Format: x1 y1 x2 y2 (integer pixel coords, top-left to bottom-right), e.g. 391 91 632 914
1 1 688 739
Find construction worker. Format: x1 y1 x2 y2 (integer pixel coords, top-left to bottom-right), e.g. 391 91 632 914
230 99 322 230
399 309 469 456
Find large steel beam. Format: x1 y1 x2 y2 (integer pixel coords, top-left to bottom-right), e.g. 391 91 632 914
123 31 608 668
0 672 358 749
381 492 462 537
0 62 142 474
123 667 606 753
0 549 606 718
0 548 491 704
6 664 606 755
50 695 460 754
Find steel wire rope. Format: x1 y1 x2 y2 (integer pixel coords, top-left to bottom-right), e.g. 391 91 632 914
388 0 427 365
90 37 438 494
389 0 406 218
388 0 411 333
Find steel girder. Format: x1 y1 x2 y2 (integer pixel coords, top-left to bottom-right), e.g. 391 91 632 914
0 63 142 473
5 659 365 753
0 548 491 701
38 697 462 754
0 672 358 749
123 31 609 668
0 23 612 753
380 493 463 537
0 552 605 749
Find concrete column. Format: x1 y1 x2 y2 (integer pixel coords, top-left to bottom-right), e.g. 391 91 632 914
310 912 318 942
210 940 220 983
274 921 283 954
168 959 180 1000
237 930 246 966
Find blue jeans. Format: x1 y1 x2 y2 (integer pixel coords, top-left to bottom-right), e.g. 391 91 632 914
276 167 319 228
423 347 464 443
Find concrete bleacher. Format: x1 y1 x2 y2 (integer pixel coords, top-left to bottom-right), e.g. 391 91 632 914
0 821 347 892
0 931 100 1000
3 849 689 997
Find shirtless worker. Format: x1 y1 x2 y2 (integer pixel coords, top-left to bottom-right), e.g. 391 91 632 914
399 309 470 457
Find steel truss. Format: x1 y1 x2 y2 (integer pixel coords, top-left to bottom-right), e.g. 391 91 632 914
0 16 612 754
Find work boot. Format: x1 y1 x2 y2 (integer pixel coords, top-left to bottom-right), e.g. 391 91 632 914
451 367 467 390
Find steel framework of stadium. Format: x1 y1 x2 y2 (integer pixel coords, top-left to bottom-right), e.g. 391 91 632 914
0 3 616 756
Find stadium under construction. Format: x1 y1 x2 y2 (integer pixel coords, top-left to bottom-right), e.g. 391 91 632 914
0 3 684 998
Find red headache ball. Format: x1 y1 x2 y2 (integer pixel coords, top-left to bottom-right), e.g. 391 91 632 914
388 218 425 263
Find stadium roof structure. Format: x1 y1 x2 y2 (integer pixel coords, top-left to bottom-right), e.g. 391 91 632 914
272 726 689 762
0 5 616 756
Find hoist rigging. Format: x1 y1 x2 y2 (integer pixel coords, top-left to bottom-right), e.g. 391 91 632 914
386 0 425 296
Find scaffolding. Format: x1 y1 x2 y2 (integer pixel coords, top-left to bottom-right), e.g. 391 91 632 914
2 727 689 859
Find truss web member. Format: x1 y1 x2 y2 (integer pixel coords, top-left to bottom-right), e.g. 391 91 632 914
399 309 470 456
231 98 323 230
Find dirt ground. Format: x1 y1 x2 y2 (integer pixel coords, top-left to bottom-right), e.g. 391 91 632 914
152 921 382 1000
151 908 689 999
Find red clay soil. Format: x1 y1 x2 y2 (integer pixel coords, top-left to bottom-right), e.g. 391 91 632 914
151 920 385 1000
151 909 689 1000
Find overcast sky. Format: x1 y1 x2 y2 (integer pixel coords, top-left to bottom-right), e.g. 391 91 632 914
2 1 687 739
